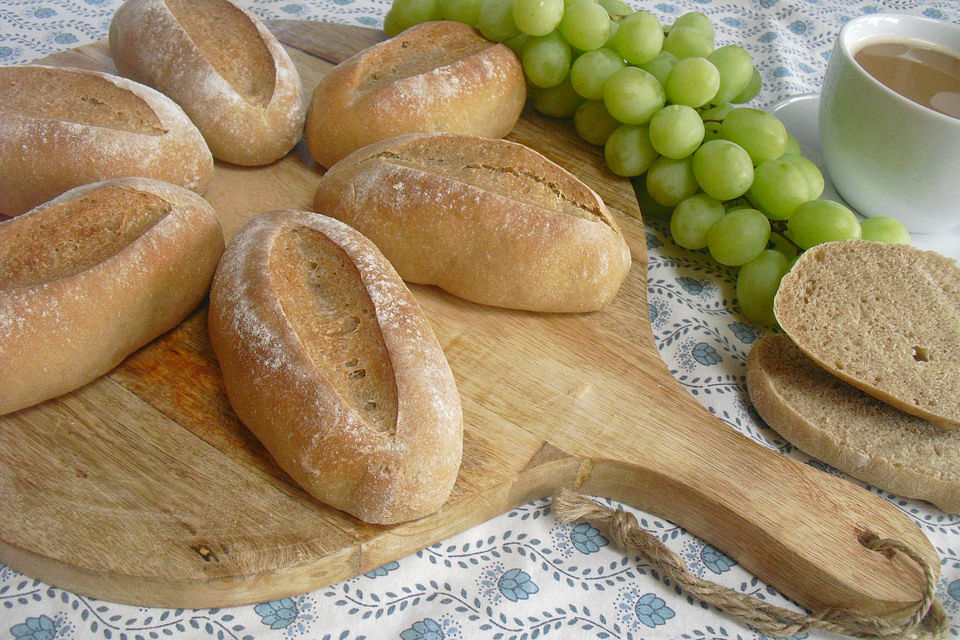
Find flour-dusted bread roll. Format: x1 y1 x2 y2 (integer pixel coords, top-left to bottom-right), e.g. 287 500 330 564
774 240 960 429
208 210 463 524
305 21 525 168
0 178 224 415
747 334 960 513
0 65 212 216
313 133 632 313
109 0 305 166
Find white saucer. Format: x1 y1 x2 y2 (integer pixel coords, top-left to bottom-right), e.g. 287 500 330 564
769 93 960 262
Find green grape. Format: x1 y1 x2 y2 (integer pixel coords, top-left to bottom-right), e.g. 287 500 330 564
512 0 564 36
662 25 713 59
736 249 788 325
570 48 624 100
503 32 529 55
860 216 911 244
664 57 720 108
574 100 620 145
782 155 824 200
529 75 584 117
671 12 714 42
559 1 610 51
383 0 442 36
645 156 698 206
707 207 771 266
521 32 571 88
597 0 631 20
786 200 861 249
604 124 659 176
768 231 800 261
640 50 678 86
439 0 482 24
706 45 753 105
604 19 619 48
670 193 725 249
782 133 802 156
718 107 788 165
691 139 754 200
746 158 812 220
478 0 520 41
724 196 752 212
731 66 762 103
699 103 731 124
602 66 665 124
612 11 663 65
648 104 704 159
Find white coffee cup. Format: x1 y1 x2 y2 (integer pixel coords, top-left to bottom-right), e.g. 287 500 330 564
819 14 960 233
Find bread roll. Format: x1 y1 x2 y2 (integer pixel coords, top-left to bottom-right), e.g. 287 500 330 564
208 210 462 524
747 334 960 513
0 178 224 415
305 21 525 168
0 65 213 216
313 133 632 313
774 240 960 429
109 0 305 166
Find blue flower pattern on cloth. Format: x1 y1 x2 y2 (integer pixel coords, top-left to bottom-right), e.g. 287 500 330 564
570 522 609 554
3 1 960 639
255 598 300 630
400 618 444 640
497 568 539 601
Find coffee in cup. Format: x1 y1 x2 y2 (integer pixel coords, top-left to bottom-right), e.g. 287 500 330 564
819 14 960 233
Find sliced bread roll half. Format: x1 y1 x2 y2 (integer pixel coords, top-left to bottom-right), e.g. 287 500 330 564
774 240 960 429
0 178 224 415
0 65 213 216
747 334 960 513
313 133 632 313
305 21 525 168
208 210 463 524
109 0 305 166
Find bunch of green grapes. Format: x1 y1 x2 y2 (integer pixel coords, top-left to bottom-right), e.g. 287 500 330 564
382 0 912 326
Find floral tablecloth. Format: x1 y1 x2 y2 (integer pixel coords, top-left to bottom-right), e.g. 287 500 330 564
2 1 960 639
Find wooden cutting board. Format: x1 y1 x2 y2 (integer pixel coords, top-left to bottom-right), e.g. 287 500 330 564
0 20 938 615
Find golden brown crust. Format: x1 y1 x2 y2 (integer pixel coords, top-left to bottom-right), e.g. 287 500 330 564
207 210 462 524
774 240 960 429
304 21 525 168
313 133 632 313
0 65 213 216
747 334 960 513
109 0 305 166
0 178 225 415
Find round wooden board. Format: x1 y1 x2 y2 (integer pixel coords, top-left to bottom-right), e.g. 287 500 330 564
0 20 938 616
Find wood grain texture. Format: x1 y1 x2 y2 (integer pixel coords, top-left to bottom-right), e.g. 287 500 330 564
0 20 938 617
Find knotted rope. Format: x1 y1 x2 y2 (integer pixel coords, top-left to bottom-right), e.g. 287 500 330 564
552 489 948 639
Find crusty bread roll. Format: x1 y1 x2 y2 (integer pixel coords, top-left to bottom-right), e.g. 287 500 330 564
208 210 463 524
305 21 525 168
0 65 213 216
0 178 224 415
313 133 632 313
747 334 960 513
109 0 305 166
774 240 960 429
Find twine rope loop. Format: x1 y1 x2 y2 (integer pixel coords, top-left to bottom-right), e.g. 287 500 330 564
551 489 948 640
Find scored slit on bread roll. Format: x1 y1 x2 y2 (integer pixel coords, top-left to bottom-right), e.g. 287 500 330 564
313 132 632 313
0 178 224 415
747 334 960 513
208 210 462 524
0 65 213 216
774 240 960 429
109 0 305 166
305 21 526 168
